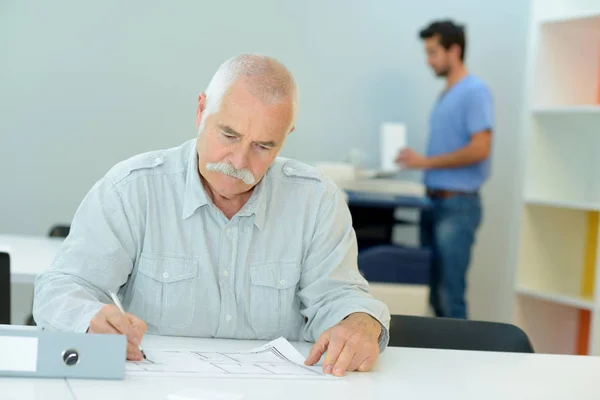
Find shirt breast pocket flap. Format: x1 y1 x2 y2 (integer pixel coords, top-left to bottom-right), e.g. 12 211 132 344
249 261 301 334
250 261 300 289
131 254 198 329
138 255 197 283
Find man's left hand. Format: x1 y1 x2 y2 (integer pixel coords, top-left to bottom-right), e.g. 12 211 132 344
396 148 430 169
304 312 382 376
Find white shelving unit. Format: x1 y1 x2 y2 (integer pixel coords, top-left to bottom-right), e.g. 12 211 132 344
533 105 600 115
513 0 600 355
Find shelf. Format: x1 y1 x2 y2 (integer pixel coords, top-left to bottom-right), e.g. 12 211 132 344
524 198 600 211
532 12 600 108
517 206 595 303
533 105 600 116
540 13 600 25
514 295 585 355
517 0 600 356
516 284 594 310
524 117 600 205
534 0 600 26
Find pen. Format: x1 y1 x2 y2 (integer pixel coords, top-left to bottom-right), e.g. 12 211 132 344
108 290 147 360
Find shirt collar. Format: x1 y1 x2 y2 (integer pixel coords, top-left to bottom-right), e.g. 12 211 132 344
182 140 210 219
182 139 269 229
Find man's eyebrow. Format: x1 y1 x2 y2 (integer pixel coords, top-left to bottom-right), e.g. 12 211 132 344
257 140 278 147
219 124 279 147
218 125 241 136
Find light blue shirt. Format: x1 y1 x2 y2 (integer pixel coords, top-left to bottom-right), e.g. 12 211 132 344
33 138 390 350
424 75 494 191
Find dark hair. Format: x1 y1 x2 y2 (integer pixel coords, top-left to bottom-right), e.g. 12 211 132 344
419 20 466 61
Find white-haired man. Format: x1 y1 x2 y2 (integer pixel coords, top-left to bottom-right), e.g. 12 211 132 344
33 54 391 376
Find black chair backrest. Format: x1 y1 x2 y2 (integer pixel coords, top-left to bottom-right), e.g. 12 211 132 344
48 225 70 238
389 314 534 353
0 252 10 324
358 245 430 285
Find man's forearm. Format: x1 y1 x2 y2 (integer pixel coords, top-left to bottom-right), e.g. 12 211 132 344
425 143 488 169
425 131 491 170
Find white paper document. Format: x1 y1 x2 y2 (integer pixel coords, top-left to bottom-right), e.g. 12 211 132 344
380 122 407 172
126 337 332 380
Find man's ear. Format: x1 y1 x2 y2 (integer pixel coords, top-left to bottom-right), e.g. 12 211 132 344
196 93 207 129
449 43 462 61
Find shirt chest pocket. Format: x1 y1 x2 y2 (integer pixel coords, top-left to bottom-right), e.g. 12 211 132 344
127 254 198 330
249 260 301 336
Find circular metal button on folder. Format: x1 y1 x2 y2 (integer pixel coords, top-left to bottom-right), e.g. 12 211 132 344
62 349 79 366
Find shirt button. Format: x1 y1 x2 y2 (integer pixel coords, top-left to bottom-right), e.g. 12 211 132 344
223 270 229 277
279 279 286 286
225 314 232 322
154 157 162 164
163 272 169 279
226 228 231 236
285 167 293 173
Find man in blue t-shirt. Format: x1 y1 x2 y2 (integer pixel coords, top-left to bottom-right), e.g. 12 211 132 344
396 20 494 319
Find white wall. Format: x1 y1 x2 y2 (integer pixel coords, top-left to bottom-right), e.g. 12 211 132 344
0 0 530 323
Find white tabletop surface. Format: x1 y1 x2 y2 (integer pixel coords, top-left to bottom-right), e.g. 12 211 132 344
0 378 72 400
0 234 63 284
64 334 600 400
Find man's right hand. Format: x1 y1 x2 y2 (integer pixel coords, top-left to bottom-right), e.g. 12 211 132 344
88 304 147 361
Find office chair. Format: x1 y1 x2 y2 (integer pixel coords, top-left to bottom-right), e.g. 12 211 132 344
0 252 10 324
48 224 70 238
389 314 534 353
358 245 430 285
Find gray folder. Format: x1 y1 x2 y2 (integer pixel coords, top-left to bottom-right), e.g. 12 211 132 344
0 325 126 379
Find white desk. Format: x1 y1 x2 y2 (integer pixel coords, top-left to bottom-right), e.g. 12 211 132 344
0 234 63 284
64 335 600 400
1 378 73 400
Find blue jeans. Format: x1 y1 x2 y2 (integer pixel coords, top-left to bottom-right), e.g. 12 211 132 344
420 194 482 319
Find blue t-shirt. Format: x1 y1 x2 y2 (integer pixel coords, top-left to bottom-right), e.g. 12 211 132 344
424 74 494 192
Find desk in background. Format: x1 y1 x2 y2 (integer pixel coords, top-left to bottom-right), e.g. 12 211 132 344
0 234 64 285
338 178 429 249
19 333 598 400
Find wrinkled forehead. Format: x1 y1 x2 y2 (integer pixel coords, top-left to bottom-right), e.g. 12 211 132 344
218 80 294 132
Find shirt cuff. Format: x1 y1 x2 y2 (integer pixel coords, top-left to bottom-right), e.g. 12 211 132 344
377 321 390 352
341 310 390 353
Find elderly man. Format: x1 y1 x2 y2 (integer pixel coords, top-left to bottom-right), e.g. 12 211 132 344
33 54 390 376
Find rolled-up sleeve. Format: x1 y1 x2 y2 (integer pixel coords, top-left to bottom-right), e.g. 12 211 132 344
297 186 391 351
33 177 138 332
466 85 494 135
